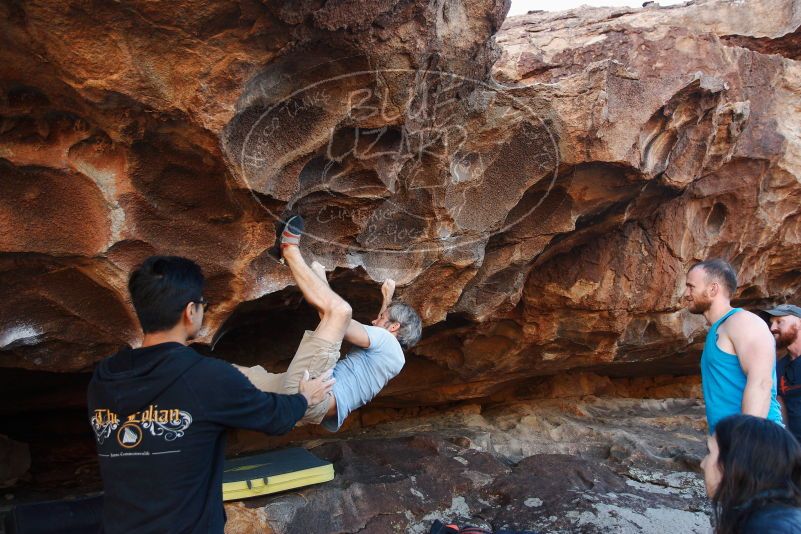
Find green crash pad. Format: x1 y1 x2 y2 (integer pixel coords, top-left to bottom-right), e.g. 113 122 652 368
222 447 334 501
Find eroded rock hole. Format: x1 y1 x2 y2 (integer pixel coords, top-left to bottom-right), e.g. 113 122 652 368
705 202 727 234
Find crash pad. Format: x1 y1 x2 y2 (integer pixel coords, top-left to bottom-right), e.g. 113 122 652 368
222 447 334 501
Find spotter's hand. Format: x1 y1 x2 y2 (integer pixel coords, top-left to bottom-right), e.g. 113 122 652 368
299 369 335 406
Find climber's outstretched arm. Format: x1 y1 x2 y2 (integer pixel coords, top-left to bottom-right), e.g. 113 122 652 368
344 320 370 348
377 279 395 318
341 278 396 349
309 262 393 349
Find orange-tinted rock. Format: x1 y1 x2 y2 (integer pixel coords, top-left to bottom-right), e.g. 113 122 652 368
0 0 798 402
223 502 273 534
0 162 110 256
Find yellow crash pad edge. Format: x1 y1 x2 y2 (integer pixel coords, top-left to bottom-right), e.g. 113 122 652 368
222 465 334 501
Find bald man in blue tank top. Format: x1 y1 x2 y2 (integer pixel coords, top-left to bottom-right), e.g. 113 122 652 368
683 258 783 433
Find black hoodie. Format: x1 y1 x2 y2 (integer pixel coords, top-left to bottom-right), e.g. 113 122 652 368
87 343 307 534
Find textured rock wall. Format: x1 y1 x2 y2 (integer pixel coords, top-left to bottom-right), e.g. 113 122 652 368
1 0 800 407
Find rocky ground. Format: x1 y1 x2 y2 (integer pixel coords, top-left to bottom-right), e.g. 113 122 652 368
2 375 711 533
224 390 712 533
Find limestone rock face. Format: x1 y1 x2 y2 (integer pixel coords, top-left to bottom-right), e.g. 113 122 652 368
1 0 800 405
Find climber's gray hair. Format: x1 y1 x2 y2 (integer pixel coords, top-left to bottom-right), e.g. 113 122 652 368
386 301 422 349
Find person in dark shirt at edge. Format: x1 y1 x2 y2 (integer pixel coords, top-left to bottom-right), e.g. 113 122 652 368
87 256 334 534
701 414 801 533
765 303 801 443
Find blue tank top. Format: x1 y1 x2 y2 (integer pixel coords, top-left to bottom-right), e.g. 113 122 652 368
701 308 783 433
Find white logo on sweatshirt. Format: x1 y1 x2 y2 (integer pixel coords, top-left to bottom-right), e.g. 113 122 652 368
91 406 193 446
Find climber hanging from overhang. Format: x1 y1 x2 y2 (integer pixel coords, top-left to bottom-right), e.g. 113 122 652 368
235 214 423 431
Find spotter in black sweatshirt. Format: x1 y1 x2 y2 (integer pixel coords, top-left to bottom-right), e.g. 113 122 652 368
87 342 307 534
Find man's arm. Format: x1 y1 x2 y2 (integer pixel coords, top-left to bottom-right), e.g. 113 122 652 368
378 279 395 316
309 267 393 349
193 359 311 435
344 320 370 348
343 279 397 349
729 313 777 418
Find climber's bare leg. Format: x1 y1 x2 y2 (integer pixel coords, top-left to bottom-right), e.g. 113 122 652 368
304 262 339 420
311 261 395 348
283 247 352 345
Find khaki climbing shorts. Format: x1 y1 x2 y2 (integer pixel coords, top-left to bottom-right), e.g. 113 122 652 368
235 330 340 425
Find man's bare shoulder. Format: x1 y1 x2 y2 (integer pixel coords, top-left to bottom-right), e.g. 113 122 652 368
723 309 771 337
728 309 767 326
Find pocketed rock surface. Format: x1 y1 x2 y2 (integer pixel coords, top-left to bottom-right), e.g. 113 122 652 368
1 0 799 386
